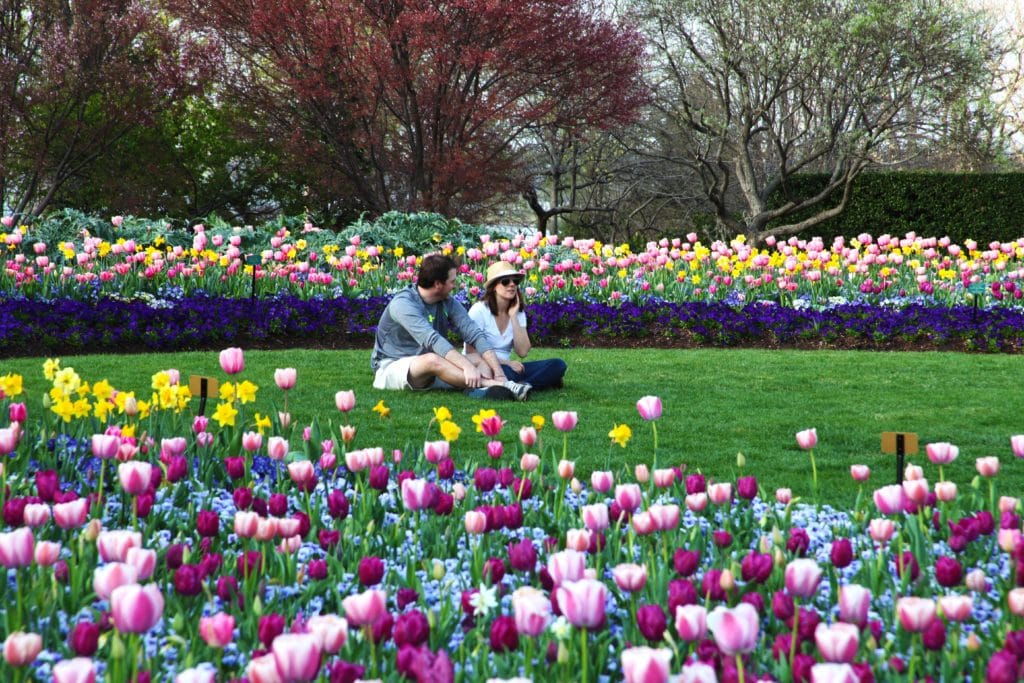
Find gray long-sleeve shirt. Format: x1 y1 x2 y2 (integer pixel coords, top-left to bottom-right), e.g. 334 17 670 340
371 287 495 371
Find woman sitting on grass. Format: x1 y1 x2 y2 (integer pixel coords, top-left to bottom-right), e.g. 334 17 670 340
464 261 567 393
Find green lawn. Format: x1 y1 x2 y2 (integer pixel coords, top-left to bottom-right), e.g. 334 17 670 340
4 348 1021 508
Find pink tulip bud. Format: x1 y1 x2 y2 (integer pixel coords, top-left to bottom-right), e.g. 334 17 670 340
519 426 537 447
512 586 551 637
306 614 348 654
675 604 708 642
1011 435 1024 458
52 658 96 683
686 492 708 512
612 563 647 592
0 527 34 568
241 431 262 453
999 496 1020 514
814 622 859 663
520 453 540 472
706 603 760 655
557 459 575 480
22 503 50 528
551 411 578 432
464 511 487 534
341 588 387 626
555 578 607 628
784 558 823 599
126 547 157 580
287 461 316 487
652 468 675 488
53 498 89 529
775 488 792 504
873 484 907 515
868 518 895 543
795 428 817 450
3 632 42 667
423 440 450 464
976 456 1000 477
896 596 935 632
117 461 153 496
615 484 642 512
850 465 870 481
547 549 587 586
91 434 120 460
274 367 297 391
581 503 609 531
621 646 672 683
634 464 650 484
934 481 957 502
708 482 732 506
93 562 139 601
267 436 289 461
925 442 959 465
590 470 613 492
111 583 165 633
565 528 592 552
938 595 973 622
1008 588 1024 616
902 478 929 504
636 396 663 421
904 464 923 480
33 540 61 566
218 347 245 375
486 440 503 459
838 584 871 627
334 390 355 413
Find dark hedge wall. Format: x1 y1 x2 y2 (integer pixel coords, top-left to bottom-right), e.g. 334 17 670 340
770 172 1024 244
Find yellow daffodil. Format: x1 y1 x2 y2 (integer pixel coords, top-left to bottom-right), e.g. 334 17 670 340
212 401 238 427
52 398 75 422
373 399 391 418
439 420 461 442
151 371 173 391
472 408 497 433
75 381 91 398
92 379 114 403
52 367 81 396
236 380 258 404
0 373 23 397
219 381 236 402
113 391 135 413
175 387 192 411
121 424 136 438
433 406 452 423
532 415 545 430
254 412 272 434
93 399 113 421
136 399 151 419
609 423 632 448
43 358 61 381
72 398 91 419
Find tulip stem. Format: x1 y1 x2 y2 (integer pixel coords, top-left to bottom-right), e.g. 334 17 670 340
580 626 589 683
735 653 745 683
651 422 658 470
788 598 800 669
809 449 818 500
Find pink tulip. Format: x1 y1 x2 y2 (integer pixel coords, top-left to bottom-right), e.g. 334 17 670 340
565 528 592 552
160 437 187 460
401 478 434 510
53 498 90 529
335 390 355 412
582 504 609 531
254 517 279 542
872 484 907 514
499 587 546 639
126 547 157 580
247 653 282 683
345 449 369 472
271 632 322 682
938 595 973 622
631 511 658 535
110 583 165 633
555 578 607 629
850 465 870 481
902 477 929 504
612 563 648 592
615 484 642 512
91 434 120 460
590 470 613 493
635 396 662 421
423 440 450 464
708 482 732 505
22 503 50 527
551 411 578 432
1000 496 1019 514
652 468 675 488
342 588 387 626
557 459 575 479
117 461 153 495
234 511 260 538
675 604 708 641
277 517 302 538
520 453 540 471
784 558 823 599
775 488 792 504
795 428 817 450
306 614 348 654
926 442 959 465
634 464 650 484
274 367 297 390
869 518 895 543
52 657 96 683
1011 434 1024 458
966 569 988 592
547 549 587 586
810 663 858 683
904 463 923 480
838 584 871 627
464 511 487 534
34 540 61 566
1007 588 1024 616
706 602 760 655
242 431 263 453
814 622 859 663
678 662 717 683
287 460 315 487
0 527 34 568
0 427 18 456
685 493 708 512
934 481 957 502
268 436 289 461
896 596 936 632
219 347 245 374
3 631 42 666
478 414 504 437
648 503 680 531
176 669 216 683
976 456 1000 477
621 646 672 683
519 426 537 447
199 612 236 648
92 562 139 600
486 440 503 459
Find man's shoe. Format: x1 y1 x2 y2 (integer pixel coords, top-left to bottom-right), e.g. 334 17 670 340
482 385 517 401
504 380 532 401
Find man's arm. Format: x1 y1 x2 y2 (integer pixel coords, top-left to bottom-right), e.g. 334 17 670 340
389 292 455 357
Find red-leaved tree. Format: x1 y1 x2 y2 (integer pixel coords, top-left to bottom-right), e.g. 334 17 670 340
0 0 216 218
172 0 648 219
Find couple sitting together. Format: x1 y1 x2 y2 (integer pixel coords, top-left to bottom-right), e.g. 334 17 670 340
371 254 567 401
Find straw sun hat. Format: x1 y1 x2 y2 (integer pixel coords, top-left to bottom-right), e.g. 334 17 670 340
483 261 524 289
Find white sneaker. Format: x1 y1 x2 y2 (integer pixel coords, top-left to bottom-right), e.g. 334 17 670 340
504 380 532 401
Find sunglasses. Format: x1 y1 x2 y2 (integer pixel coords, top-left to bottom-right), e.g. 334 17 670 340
498 278 520 287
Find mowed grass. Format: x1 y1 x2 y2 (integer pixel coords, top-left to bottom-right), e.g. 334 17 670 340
3 348 1021 508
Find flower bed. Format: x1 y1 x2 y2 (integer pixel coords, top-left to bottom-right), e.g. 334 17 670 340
4 294 1024 357
1 354 1023 682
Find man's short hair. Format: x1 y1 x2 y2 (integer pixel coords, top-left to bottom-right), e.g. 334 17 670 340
418 254 457 288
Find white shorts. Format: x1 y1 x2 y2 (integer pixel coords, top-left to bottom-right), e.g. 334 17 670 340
373 358 449 391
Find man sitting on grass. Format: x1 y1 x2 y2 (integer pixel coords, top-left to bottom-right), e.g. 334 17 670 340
371 253 531 401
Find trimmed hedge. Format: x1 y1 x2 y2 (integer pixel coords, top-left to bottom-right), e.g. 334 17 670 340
770 172 1024 244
